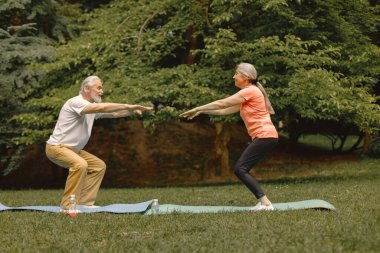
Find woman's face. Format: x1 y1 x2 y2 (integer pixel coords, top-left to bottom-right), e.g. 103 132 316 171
233 69 250 89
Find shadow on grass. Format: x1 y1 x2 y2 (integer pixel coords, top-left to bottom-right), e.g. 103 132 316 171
134 169 378 189
261 172 379 185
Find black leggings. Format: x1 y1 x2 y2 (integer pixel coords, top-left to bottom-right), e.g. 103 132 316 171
234 138 278 199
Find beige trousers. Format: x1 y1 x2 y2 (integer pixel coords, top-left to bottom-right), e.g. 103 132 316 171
45 144 106 209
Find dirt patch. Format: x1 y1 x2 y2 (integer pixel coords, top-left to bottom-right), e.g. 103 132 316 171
0 120 360 189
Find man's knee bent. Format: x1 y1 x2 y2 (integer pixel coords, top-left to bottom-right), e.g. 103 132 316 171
71 160 88 172
94 159 106 173
99 160 106 172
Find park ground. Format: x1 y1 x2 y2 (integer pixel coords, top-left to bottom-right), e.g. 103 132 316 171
0 156 379 253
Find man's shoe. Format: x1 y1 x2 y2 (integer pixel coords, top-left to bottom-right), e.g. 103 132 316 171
250 202 274 211
59 208 82 217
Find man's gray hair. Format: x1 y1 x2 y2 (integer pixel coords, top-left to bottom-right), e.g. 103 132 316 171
79 76 101 94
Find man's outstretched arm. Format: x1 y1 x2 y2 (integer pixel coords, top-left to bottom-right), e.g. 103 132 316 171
99 107 151 118
81 103 153 116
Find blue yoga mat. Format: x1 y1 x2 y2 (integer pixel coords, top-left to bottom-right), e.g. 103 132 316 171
0 199 335 214
0 200 153 213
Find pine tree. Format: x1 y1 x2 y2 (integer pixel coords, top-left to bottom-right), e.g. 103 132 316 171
0 0 79 175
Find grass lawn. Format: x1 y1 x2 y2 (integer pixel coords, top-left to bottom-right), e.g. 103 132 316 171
0 159 379 253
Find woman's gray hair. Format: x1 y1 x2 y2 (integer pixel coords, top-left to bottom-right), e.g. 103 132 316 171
79 76 101 94
237 63 275 115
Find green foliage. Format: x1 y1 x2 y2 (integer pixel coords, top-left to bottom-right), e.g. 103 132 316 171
279 68 380 132
0 23 54 175
4 0 380 170
0 0 81 175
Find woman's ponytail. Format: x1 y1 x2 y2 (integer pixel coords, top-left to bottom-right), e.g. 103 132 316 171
256 81 275 115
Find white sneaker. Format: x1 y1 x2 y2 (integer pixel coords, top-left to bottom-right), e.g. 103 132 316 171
59 209 82 217
250 202 274 211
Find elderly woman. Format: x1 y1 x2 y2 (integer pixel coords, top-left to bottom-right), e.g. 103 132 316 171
180 63 278 211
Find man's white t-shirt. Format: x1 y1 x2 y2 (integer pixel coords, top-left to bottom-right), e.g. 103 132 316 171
47 95 102 151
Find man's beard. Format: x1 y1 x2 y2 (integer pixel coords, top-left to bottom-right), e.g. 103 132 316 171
91 94 102 103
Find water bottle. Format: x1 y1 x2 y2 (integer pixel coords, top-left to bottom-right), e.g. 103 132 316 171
68 194 78 217
151 199 159 215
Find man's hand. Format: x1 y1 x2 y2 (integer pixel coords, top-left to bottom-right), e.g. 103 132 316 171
130 105 153 117
98 105 153 118
133 110 142 116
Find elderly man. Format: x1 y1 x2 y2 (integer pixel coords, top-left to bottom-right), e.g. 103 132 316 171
46 76 152 212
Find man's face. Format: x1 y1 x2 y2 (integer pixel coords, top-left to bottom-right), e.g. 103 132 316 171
88 79 103 103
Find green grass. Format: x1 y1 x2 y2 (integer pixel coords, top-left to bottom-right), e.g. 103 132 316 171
1 159 379 253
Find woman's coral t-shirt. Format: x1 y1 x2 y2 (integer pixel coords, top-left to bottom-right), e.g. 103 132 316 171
238 85 278 140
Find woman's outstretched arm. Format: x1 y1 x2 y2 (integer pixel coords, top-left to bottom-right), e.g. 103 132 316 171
180 93 244 119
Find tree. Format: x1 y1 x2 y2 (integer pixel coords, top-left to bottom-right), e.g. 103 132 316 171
0 0 81 175
6 0 380 175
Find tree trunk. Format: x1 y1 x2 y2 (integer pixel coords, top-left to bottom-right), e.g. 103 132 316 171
362 132 372 155
202 123 232 180
182 26 202 64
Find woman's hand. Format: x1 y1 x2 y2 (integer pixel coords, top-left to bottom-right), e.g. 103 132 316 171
179 108 200 119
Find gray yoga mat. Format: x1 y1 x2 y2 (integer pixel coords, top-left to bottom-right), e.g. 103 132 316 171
144 199 336 215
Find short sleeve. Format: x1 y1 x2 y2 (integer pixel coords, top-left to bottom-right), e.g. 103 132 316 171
238 88 251 100
68 97 90 115
238 86 260 101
